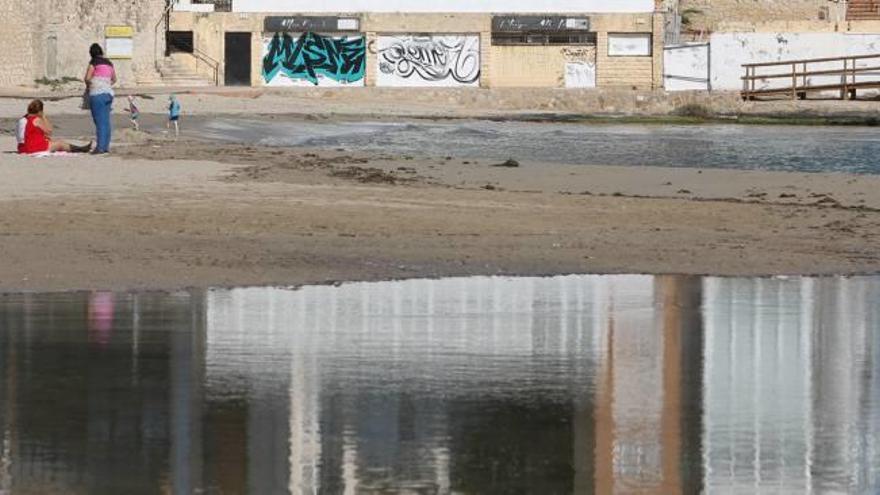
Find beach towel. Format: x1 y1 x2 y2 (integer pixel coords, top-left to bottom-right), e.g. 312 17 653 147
28 151 78 157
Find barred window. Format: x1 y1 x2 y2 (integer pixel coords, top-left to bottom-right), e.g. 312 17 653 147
193 0 232 12
492 31 597 46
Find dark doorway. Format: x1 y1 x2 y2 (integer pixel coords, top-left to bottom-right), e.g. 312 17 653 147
224 32 251 86
168 31 194 53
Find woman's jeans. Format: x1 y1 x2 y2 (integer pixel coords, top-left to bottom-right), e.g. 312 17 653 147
89 93 113 152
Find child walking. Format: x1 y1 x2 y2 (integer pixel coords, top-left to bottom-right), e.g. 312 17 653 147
167 94 181 138
125 95 140 131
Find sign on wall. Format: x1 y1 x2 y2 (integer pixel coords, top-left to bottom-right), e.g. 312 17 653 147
607 33 652 56
105 25 134 59
492 16 590 32
262 32 365 86
377 35 480 87
264 16 359 32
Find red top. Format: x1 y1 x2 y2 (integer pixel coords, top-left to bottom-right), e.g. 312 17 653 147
21 115 49 154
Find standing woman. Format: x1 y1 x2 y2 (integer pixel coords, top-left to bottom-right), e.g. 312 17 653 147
84 43 116 154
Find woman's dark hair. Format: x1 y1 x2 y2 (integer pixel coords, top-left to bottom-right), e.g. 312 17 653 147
27 99 43 115
89 43 103 59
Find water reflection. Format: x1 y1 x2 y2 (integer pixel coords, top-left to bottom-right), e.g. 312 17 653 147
0 275 878 494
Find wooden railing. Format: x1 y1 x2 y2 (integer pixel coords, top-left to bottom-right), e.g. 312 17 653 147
742 53 880 100
848 0 880 20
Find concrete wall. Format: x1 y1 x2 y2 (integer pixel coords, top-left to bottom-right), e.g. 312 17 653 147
233 0 656 14
491 46 577 88
172 11 664 89
710 32 880 90
0 0 166 87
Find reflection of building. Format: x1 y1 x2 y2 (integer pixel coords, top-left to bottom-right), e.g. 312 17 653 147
703 276 880 494
204 275 703 493
0 274 878 493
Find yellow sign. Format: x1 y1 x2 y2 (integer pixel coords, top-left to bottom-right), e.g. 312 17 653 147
105 25 134 38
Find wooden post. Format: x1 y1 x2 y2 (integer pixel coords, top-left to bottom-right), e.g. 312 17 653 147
791 63 797 100
851 58 857 99
842 59 848 100
750 67 755 98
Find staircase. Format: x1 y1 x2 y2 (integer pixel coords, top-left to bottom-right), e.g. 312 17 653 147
156 53 217 86
136 54 217 88
848 0 880 20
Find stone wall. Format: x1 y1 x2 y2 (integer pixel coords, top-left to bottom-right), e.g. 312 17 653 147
678 0 846 32
0 0 166 88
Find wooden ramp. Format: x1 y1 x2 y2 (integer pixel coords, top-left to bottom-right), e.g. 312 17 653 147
741 54 880 100
848 0 880 20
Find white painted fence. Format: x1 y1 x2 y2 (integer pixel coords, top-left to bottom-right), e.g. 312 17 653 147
663 42 709 91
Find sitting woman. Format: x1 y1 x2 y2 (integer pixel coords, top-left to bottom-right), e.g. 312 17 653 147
19 99 92 154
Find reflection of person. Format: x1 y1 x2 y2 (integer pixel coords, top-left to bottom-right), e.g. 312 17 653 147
88 291 115 347
18 100 92 154
125 95 140 131
167 94 181 138
84 43 117 154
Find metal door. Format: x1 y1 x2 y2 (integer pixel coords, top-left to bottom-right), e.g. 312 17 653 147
224 32 251 86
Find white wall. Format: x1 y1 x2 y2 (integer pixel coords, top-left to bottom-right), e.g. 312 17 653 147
234 0 654 13
664 43 708 91
710 32 880 91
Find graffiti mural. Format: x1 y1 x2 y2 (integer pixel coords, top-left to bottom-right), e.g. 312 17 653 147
377 35 480 87
562 46 596 88
262 32 365 86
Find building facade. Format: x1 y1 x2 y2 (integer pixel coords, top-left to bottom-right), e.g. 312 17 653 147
168 0 665 89
0 0 166 87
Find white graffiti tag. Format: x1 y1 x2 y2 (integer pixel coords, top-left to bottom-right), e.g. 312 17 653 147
378 35 480 86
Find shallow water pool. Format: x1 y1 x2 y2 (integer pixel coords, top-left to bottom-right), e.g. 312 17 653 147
0 274 878 493
197 118 880 174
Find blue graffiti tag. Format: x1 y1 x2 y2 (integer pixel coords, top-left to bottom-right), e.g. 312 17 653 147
262 32 365 85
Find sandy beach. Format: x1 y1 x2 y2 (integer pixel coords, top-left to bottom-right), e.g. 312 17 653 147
0 90 879 292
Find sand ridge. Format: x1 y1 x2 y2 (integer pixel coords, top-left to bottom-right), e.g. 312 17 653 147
0 121 878 292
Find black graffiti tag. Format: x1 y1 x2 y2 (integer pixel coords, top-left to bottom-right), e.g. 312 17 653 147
263 32 365 85
379 36 480 84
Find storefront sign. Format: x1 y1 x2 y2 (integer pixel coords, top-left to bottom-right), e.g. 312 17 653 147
264 16 360 32
492 16 590 32
105 25 134 38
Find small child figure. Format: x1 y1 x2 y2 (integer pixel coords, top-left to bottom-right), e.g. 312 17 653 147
125 95 140 131
167 94 181 138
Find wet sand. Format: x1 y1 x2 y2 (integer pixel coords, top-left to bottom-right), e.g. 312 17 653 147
0 113 879 292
